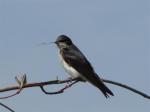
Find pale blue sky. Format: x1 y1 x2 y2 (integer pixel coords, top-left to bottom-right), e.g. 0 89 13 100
0 0 150 112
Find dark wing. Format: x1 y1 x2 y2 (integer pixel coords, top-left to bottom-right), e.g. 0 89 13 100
61 46 97 80
61 46 114 97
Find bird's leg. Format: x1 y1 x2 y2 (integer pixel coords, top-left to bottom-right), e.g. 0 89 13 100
67 77 83 82
66 77 74 85
59 80 79 92
66 77 85 86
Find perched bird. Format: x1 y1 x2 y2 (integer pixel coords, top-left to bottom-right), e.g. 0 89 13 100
54 35 114 98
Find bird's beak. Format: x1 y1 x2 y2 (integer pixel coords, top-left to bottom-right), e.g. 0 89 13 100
51 41 58 44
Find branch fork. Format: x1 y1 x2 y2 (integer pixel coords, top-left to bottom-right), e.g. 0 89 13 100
0 74 149 99
0 74 150 112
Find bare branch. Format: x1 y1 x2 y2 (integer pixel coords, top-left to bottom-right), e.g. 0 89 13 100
40 80 79 95
0 76 149 99
0 74 27 99
0 102 15 112
102 79 150 99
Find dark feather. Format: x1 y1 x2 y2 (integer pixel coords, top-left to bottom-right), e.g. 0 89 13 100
60 45 114 98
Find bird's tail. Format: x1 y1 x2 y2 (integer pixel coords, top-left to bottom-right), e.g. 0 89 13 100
97 80 114 98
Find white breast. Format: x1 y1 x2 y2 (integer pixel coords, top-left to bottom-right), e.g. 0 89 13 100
58 52 81 78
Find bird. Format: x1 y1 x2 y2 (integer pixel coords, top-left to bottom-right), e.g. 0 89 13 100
53 35 114 98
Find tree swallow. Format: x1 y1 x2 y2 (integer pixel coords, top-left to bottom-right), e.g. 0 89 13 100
54 35 114 98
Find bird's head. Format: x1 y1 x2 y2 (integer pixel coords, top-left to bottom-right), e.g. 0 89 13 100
54 35 73 48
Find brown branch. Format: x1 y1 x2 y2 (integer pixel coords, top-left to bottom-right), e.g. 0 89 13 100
0 77 150 99
0 75 26 99
0 77 79 99
40 80 79 94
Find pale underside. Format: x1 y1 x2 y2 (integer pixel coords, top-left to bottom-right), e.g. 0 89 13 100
58 51 86 80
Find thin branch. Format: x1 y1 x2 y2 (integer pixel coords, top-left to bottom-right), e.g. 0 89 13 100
0 74 27 99
0 77 149 99
0 78 77 93
40 80 79 95
102 79 150 99
0 102 15 112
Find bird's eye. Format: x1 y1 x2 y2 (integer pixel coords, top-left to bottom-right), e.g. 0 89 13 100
59 39 66 42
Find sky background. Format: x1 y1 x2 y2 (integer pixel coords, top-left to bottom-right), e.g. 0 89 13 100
0 0 150 112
